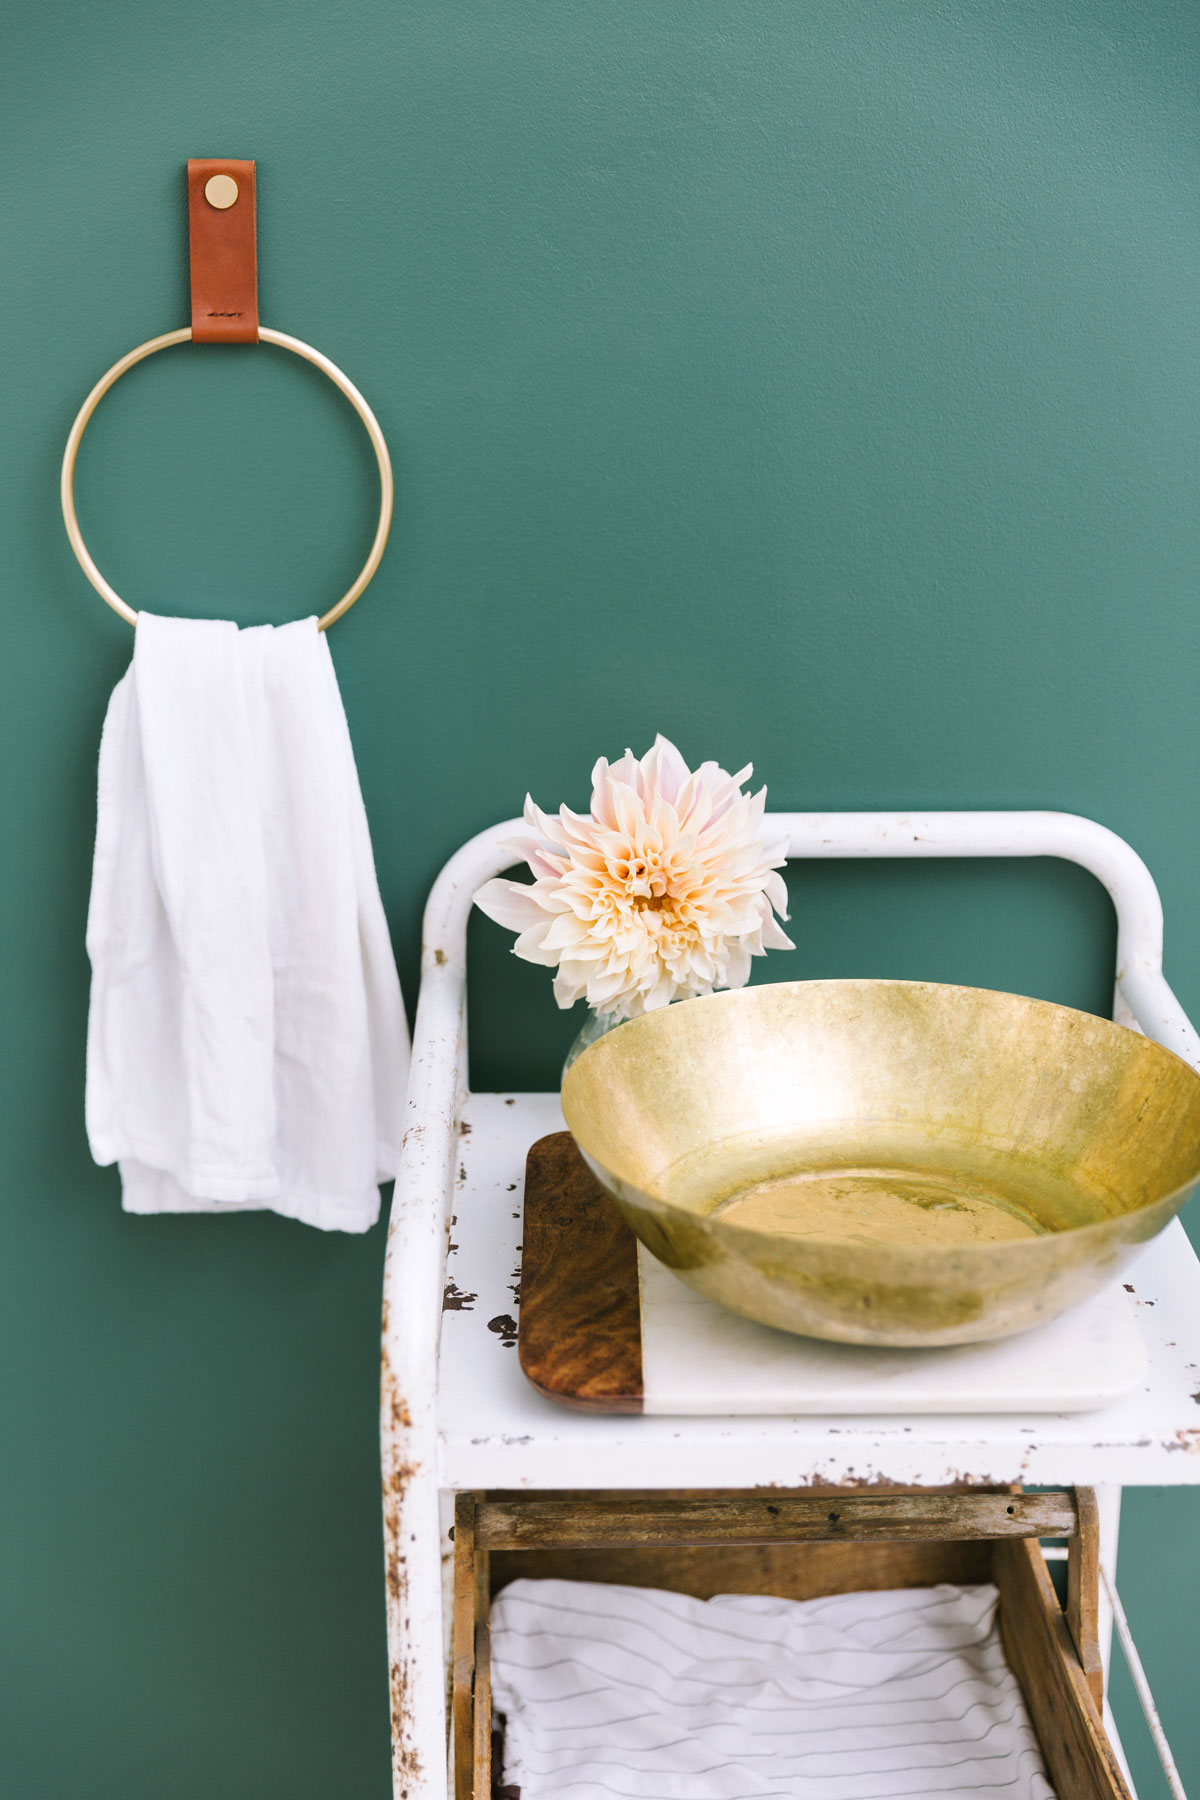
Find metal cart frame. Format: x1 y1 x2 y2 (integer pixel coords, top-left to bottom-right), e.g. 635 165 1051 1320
382 810 1200 1799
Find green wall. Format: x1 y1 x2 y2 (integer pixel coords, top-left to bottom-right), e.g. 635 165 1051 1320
4 3 1200 1793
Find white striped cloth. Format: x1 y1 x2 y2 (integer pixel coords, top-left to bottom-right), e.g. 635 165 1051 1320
490 1579 1055 1800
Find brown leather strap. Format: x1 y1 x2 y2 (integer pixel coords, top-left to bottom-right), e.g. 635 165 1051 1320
187 159 258 343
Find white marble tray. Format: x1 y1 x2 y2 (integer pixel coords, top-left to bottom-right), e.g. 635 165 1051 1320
638 1245 1147 1414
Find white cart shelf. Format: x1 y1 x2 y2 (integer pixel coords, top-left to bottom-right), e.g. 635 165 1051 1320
382 811 1200 1799
440 1093 1200 1493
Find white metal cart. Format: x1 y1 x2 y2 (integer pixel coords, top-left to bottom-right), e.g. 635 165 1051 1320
381 811 1200 1799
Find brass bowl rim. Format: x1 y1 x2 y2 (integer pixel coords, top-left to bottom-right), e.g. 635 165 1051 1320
563 977 1200 1257
574 974 1195 1060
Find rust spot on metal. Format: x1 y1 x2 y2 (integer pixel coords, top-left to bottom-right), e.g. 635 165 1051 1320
488 1312 519 1347
382 1508 407 1594
458 1164 468 1183
459 1119 472 1137
443 1278 478 1313
388 1657 424 1793
380 1368 425 1793
387 1459 421 1494
434 948 447 965
382 1383 414 1434
1167 1428 1200 1451
505 1096 516 1105
381 1360 415 1436
381 1457 422 1597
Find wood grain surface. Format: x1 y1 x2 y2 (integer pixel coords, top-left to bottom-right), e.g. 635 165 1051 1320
475 1489 1078 1550
463 1487 1120 1800
490 1538 996 1601
997 1531 1131 1800
451 1493 478 1800
517 1132 643 1410
1067 1483 1105 1710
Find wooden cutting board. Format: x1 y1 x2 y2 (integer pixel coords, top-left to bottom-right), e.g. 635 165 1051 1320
516 1133 1147 1416
517 1132 644 1411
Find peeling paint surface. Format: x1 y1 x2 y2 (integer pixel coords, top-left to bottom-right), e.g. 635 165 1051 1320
437 1093 1200 1494
380 1351 426 1793
381 918 481 1800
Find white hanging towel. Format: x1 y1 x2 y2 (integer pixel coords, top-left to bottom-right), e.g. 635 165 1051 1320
85 613 408 1232
490 1578 1057 1800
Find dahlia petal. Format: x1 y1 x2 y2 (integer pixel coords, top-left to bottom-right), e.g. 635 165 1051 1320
763 870 790 915
645 735 689 804
511 922 561 965
496 834 567 880
552 970 588 1009
761 914 796 952
589 764 620 828
540 912 597 950
722 945 753 990
641 971 677 1011
472 878 554 931
609 778 646 840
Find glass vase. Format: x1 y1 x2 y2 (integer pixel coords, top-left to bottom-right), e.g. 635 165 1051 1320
561 1006 626 1084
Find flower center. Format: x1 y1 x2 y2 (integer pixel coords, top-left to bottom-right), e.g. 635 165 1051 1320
602 844 702 939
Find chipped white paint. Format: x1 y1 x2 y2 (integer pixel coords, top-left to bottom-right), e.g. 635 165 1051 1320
381 821 522 1800
382 811 1200 1800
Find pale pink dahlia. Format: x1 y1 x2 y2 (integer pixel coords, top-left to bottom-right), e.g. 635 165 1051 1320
473 735 794 1020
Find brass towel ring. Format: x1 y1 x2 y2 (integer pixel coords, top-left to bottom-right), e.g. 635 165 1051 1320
60 327 394 631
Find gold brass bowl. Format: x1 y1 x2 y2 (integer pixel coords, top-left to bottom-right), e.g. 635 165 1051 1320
560 980 1200 1347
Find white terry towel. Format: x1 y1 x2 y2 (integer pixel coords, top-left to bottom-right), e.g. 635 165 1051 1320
490 1578 1056 1800
86 612 409 1232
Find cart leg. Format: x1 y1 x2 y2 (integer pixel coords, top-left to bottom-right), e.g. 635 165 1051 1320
384 1456 448 1800
1096 1485 1139 1796
1097 1484 1122 1691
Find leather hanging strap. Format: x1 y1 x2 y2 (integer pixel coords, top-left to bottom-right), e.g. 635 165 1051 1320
187 159 259 343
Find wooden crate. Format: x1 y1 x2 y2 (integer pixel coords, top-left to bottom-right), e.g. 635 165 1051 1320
452 1486 1127 1800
